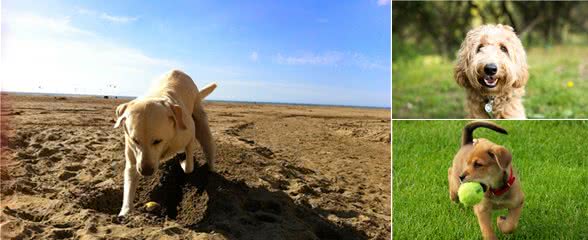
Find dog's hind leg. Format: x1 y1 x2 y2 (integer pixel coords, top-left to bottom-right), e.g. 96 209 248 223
497 203 523 234
193 104 216 171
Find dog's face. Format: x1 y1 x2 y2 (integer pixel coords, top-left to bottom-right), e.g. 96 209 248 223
455 24 528 92
459 138 512 190
114 100 186 176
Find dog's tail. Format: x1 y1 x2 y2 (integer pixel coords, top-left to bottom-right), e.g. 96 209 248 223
199 83 217 100
462 121 507 146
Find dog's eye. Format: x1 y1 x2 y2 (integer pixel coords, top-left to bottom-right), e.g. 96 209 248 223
474 162 483 168
500 45 508 54
476 44 483 53
153 139 162 145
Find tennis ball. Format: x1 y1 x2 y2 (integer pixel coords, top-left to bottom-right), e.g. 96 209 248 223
144 201 160 212
458 182 484 206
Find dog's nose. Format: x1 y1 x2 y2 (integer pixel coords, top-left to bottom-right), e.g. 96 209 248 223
459 175 466 182
138 166 154 176
484 63 498 76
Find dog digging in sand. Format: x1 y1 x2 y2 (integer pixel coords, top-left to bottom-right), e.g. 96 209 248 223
448 121 524 240
114 69 217 217
455 24 529 119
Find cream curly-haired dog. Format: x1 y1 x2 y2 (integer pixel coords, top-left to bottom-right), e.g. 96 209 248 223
455 24 529 119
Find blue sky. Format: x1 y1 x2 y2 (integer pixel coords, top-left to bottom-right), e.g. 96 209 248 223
2 0 390 107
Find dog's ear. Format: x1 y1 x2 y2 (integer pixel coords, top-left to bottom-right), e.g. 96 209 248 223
512 65 528 88
489 146 512 170
499 24 515 32
455 32 473 88
512 48 529 88
454 63 468 88
114 103 129 128
162 101 187 130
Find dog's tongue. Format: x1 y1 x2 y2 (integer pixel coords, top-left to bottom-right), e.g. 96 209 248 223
484 75 497 84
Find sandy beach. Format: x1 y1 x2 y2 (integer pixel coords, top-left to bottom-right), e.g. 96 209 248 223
0 94 390 239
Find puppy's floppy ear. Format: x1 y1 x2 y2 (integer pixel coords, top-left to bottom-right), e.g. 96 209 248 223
489 146 512 170
114 103 129 128
162 101 187 130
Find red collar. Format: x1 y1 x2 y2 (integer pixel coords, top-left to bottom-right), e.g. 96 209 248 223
490 167 515 196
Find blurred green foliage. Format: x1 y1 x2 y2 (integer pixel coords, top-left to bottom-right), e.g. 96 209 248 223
392 1 588 119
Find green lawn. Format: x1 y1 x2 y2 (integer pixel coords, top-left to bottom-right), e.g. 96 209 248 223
392 45 588 118
392 120 588 239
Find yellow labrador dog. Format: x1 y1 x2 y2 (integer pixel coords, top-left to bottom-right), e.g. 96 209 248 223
114 69 217 217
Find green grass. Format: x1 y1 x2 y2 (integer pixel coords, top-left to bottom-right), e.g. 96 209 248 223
392 120 588 239
392 45 588 118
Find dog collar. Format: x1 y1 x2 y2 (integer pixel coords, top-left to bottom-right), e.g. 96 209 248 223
484 96 495 118
490 167 515 196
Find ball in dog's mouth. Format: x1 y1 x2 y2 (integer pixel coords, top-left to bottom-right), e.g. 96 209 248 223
479 75 498 88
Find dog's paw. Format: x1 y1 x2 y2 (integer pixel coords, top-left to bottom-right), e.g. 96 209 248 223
497 216 516 234
181 163 194 174
117 208 130 218
180 160 194 174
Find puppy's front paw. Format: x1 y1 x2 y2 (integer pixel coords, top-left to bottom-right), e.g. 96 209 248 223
497 216 516 234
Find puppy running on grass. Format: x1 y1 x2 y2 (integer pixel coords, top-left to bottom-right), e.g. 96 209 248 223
114 69 217 217
448 121 524 240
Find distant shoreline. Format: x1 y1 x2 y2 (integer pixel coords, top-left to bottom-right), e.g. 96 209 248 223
0 91 390 110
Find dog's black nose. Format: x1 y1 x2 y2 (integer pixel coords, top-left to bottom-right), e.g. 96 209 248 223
459 175 466 182
484 63 498 76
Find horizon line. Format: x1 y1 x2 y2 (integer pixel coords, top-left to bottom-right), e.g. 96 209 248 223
0 91 391 110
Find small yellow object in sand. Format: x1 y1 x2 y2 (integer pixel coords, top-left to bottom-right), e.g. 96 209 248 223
144 201 160 212
567 81 574 88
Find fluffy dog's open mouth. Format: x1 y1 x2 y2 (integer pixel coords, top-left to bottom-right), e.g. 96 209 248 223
479 75 498 88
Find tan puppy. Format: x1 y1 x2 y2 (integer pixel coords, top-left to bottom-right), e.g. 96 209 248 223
448 121 524 240
114 69 217 217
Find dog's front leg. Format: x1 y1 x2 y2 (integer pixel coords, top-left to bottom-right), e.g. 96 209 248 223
497 203 523 234
119 146 138 217
447 168 459 202
181 140 196 174
474 204 497 240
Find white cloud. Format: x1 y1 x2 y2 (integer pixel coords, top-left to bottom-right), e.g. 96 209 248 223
1 12 178 96
77 7 138 24
274 51 388 70
275 51 344 65
350 53 389 71
377 0 391 6
7 12 94 36
249 51 259 62
99 13 138 24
